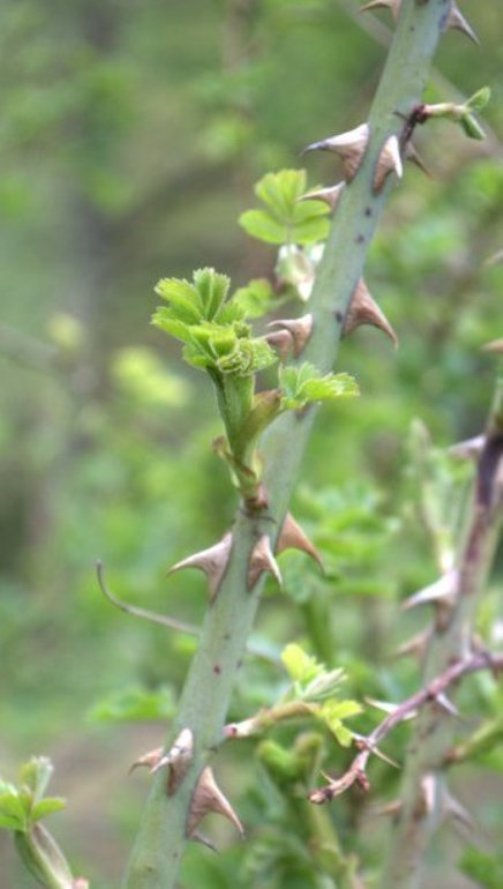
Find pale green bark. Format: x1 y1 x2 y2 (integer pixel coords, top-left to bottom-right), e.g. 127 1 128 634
122 2 451 886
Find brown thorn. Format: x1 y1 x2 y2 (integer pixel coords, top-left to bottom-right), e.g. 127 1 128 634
344 279 398 347
267 315 313 358
401 569 458 611
167 532 233 602
298 182 345 211
276 512 324 571
303 123 370 183
187 767 244 839
373 134 403 193
449 434 485 460
405 142 431 177
129 747 164 774
247 534 283 590
448 3 479 44
264 328 294 362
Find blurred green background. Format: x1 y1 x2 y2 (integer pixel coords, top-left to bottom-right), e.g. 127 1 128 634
0 1 502 886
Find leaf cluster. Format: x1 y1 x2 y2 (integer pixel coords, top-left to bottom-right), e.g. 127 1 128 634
153 268 277 378
281 643 362 746
239 169 330 246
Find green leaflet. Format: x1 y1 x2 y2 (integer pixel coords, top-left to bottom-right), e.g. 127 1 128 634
279 363 359 411
153 268 276 378
239 169 330 246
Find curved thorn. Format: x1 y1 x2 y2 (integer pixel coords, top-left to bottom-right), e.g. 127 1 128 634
247 534 282 590
276 512 324 571
303 124 370 182
267 315 313 358
448 3 479 44
187 767 244 839
344 279 398 347
298 182 345 211
374 134 403 193
167 533 233 602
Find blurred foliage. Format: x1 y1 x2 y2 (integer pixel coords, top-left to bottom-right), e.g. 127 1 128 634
0 0 502 886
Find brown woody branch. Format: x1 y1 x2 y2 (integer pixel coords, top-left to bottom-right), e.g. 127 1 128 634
309 649 503 804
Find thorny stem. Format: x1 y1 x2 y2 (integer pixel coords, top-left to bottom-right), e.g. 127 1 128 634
378 379 503 889
97 561 281 664
122 3 454 887
309 648 503 804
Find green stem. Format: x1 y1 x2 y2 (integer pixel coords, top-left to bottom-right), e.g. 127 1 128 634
379 380 503 889
122 3 449 886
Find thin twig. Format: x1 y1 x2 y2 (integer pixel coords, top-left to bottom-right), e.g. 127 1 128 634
96 560 281 664
309 649 503 804
96 560 200 636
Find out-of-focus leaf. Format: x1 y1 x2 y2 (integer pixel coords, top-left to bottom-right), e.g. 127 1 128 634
89 684 176 723
281 643 324 686
239 169 330 246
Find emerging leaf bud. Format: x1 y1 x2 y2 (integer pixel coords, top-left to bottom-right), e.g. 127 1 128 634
343 279 398 347
275 244 320 302
167 533 233 602
303 124 370 182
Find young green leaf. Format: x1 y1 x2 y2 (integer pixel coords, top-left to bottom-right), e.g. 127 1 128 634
465 86 491 113
281 643 324 686
31 798 67 822
279 363 359 411
154 278 204 325
217 337 277 377
0 789 29 831
193 268 231 320
318 699 362 747
153 267 232 338
233 278 276 319
460 114 485 141
19 758 54 806
239 169 330 246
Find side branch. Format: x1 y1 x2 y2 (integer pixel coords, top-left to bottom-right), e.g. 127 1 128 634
309 649 503 804
378 378 503 889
